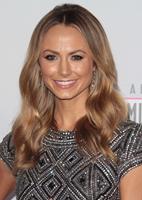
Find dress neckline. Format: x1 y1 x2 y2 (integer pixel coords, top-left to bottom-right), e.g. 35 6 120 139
47 128 76 141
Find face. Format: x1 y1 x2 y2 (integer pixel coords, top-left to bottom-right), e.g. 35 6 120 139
39 24 94 102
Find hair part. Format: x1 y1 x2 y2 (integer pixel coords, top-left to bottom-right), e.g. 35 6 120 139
12 3 128 172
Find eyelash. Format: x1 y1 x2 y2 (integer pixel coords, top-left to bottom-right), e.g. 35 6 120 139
45 55 57 61
71 55 84 61
44 54 84 61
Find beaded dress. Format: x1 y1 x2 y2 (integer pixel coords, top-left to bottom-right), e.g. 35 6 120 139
0 120 142 200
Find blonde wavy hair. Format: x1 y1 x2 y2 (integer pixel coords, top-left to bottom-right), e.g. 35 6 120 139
12 4 128 171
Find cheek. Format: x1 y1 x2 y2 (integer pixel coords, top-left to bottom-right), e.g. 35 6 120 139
40 64 56 78
39 58 57 76
40 67 54 88
76 61 93 78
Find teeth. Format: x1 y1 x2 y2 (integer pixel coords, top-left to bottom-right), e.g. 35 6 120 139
55 80 76 86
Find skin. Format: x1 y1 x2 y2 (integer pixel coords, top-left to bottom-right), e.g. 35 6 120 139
0 160 16 200
120 165 142 200
39 24 94 130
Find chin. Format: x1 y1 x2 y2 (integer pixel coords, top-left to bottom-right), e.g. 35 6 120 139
55 94 76 100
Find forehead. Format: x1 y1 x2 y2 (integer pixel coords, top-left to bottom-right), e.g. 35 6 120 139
40 24 92 53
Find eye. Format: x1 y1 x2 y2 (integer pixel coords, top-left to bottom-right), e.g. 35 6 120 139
44 54 57 61
71 55 84 61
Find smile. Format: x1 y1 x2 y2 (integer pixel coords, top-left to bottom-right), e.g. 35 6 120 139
54 80 77 87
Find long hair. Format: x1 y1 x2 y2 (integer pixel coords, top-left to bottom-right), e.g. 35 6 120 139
12 4 128 171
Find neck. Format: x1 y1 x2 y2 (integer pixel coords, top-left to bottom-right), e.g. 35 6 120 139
54 98 87 131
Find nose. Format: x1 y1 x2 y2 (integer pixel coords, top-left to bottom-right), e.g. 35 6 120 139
58 57 72 77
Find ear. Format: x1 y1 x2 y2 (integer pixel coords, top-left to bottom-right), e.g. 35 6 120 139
92 65 96 73
92 60 97 71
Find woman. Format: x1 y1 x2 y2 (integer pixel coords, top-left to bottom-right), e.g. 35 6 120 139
0 3 142 200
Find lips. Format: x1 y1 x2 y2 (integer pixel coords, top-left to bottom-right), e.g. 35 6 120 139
54 80 77 88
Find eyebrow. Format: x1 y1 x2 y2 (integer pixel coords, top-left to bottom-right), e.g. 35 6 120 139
42 49 87 55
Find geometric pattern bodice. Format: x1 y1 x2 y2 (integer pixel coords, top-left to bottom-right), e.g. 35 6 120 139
0 120 142 200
